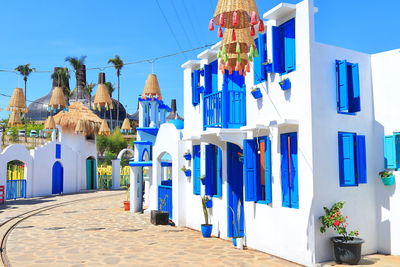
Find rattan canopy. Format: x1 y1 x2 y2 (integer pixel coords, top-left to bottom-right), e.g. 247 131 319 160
8 111 23 127
213 0 259 29
93 83 113 110
142 74 162 99
44 115 56 130
53 102 102 136
49 87 67 110
7 88 27 113
121 118 132 131
98 119 111 136
222 28 255 54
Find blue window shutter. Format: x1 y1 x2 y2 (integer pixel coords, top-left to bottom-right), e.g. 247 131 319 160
205 144 216 196
254 34 267 83
338 132 357 186
356 135 367 184
288 133 299 208
211 60 218 93
193 145 201 195
192 70 201 106
204 64 212 95
272 26 283 74
280 134 290 207
215 147 222 197
283 19 296 73
395 134 400 169
384 135 396 169
264 137 272 204
336 60 349 112
55 144 61 159
348 63 361 113
244 139 258 201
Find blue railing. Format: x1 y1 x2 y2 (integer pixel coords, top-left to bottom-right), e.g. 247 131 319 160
6 179 26 200
203 90 246 129
158 185 172 219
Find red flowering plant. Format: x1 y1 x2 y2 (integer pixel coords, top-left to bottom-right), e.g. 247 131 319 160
320 202 359 242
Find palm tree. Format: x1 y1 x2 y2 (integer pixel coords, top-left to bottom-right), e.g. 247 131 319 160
104 82 115 97
108 55 124 126
15 64 36 100
83 83 96 109
65 56 86 101
51 67 71 97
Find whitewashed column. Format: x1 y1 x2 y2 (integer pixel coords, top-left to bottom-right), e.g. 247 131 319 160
130 166 143 212
111 159 121 189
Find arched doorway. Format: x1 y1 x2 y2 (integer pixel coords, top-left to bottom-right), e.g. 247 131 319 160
52 161 64 194
158 152 172 218
6 160 27 200
86 157 97 190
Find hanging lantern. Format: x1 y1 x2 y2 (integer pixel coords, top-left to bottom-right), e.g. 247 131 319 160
44 115 56 130
212 0 260 30
8 111 23 127
75 119 87 135
49 87 67 111
7 88 27 113
121 118 132 132
93 72 113 111
142 74 162 100
98 119 111 136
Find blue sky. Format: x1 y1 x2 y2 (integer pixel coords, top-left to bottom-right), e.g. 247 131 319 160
0 0 399 119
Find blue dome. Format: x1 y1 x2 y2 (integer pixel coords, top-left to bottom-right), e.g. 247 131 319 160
169 119 184 130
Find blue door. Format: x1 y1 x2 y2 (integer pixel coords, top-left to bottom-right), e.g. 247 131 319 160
158 185 172 219
227 143 244 238
52 162 64 194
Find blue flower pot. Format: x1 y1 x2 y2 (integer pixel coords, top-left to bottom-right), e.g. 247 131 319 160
183 154 192 160
184 170 191 177
382 175 395 186
265 63 273 73
205 199 213 208
201 224 213 238
251 88 263 99
201 178 206 185
279 79 291 90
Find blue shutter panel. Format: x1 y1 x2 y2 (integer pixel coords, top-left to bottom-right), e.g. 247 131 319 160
254 34 267 83
384 135 396 169
244 139 258 201
395 134 400 169
338 132 357 186
192 70 201 106
193 145 201 195
280 134 290 207
337 60 349 112
205 145 216 196
349 63 361 113
272 26 283 74
356 135 367 184
283 19 296 73
264 137 272 204
216 147 222 197
289 133 299 208
204 64 212 95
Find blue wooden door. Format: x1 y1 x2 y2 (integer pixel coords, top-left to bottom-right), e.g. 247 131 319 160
280 133 298 208
227 143 244 237
158 185 172 219
52 162 64 194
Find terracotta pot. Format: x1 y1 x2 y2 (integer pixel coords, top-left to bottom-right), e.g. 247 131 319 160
123 201 130 211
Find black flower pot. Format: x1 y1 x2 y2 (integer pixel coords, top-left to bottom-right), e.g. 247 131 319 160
150 210 169 225
331 237 364 265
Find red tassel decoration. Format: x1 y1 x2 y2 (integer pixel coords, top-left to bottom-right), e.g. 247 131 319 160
250 25 256 36
235 62 240 71
218 27 223 38
239 69 243 76
245 62 251 73
251 11 257 25
258 19 265 32
232 29 236 41
220 13 225 27
221 68 225 74
228 67 233 75
209 19 214 31
233 11 238 26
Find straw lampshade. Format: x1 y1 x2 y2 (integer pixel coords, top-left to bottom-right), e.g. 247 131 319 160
49 87 67 110
8 111 23 127
44 116 56 130
93 72 113 110
142 74 162 100
98 119 111 136
7 88 27 113
121 118 132 131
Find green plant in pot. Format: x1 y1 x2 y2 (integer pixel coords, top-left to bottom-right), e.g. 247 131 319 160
229 199 244 249
201 196 213 238
121 185 130 211
150 195 169 225
379 170 395 186
320 202 364 265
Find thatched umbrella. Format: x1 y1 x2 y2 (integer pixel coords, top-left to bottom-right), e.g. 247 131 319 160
49 86 67 111
7 88 27 113
121 118 132 132
44 115 56 130
98 119 111 136
142 74 162 100
93 72 113 111
8 111 23 127
53 102 102 136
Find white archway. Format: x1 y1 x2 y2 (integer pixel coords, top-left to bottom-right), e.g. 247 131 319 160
117 148 135 160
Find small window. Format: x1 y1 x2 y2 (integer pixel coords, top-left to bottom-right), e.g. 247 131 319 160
272 18 296 74
336 60 361 114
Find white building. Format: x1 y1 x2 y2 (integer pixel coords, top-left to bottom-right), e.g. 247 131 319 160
143 0 400 266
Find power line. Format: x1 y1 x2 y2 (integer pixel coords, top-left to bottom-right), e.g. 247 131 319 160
170 0 193 48
181 0 202 45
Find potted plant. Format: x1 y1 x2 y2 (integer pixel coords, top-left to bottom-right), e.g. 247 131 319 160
320 202 363 265
229 200 244 249
150 195 169 225
263 59 273 73
183 150 192 161
181 166 191 177
251 87 263 99
201 196 213 238
379 170 395 186
200 175 206 185
121 185 130 211
279 78 291 90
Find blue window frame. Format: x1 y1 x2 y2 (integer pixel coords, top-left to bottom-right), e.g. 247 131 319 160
254 33 267 84
280 132 298 209
336 60 361 114
204 60 218 95
243 136 272 204
205 144 222 197
384 133 400 170
338 132 367 186
193 145 201 195
192 69 201 106
272 18 296 74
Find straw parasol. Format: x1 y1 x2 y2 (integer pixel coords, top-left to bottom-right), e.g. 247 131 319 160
8 111 23 127
121 118 132 131
49 87 67 110
93 72 113 111
53 102 102 136
98 119 111 136
44 115 56 130
142 74 162 100
7 88 27 113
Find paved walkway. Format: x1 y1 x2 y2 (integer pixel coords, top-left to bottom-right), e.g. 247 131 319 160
3 191 301 267
321 255 400 267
